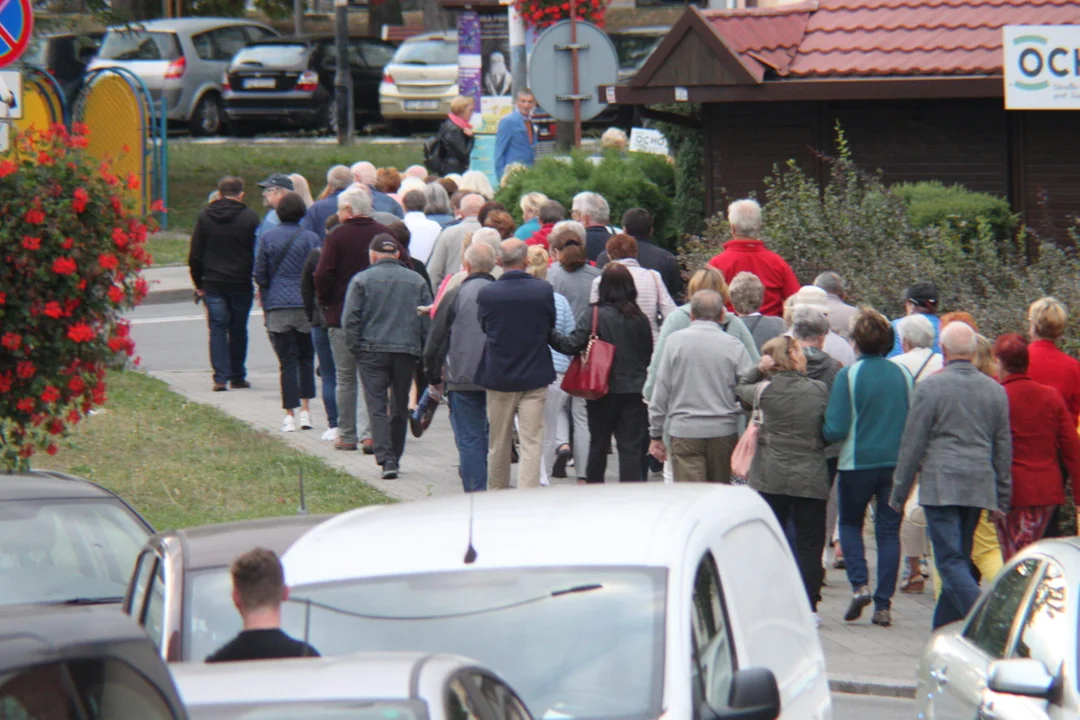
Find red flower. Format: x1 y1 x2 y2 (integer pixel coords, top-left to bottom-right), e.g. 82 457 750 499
43 301 63 319
1 333 21 351
0 291 6 305
91 382 107 404
107 285 125 304
72 121 89 136
0 372 11 393
18 446 34 459
67 323 95 343
52 257 77 275
69 376 86 393
61 237 74 250
46 444 58 456
15 361 35 379
41 386 61 404
111 195 123 214
0 159 15 178
112 227 129 249
73 187 89 213
134 278 149 300
67 409 81 425
24 208 45 225
76 278 87 291
48 419 65 436
151 199 167 213
71 136 88 149
99 253 119 271
126 173 141 191
21 236 41 251
16 398 34 413
64 298 81 315
37 151 55 166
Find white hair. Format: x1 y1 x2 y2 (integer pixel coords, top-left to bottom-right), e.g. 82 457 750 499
350 161 376 185
399 177 426 196
941 321 977 358
551 220 586 243
404 165 428 180
464 242 497 273
458 170 494 200
520 192 548 218
471 227 503 255
460 193 486 218
423 182 451 215
444 173 463 185
338 186 373 215
791 307 830 341
601 127 628 150
728 199 763 238
327 164 353 191
898 314 936 350
572 191 610 225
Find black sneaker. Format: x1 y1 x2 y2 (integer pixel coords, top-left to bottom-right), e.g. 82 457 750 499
230 379 251 389
844 586 872 622
871 608 892 627
381 461 399 480
552 445 572 478
511 443 519 464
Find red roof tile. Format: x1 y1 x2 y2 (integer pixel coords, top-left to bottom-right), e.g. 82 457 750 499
702 0 1080 79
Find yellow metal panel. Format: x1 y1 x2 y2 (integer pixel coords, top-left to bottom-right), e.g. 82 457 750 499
79 74 148 214
12 77 61 135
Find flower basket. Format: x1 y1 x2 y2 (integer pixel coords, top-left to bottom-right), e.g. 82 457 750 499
513 0 607 32
0 124 159 470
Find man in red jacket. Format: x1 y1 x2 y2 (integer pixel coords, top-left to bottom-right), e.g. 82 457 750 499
707 199 800 317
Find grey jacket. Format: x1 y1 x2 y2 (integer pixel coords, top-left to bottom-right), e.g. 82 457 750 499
737 371 831 500
741 314 787 353
343 258 433 358
891 360 1012 514
648 321 753 439
426 217 481 290
548 261 601 322
423 272 495 392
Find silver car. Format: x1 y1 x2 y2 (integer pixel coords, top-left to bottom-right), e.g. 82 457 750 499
89 18 278 136
916 538 1080 719
379 31 458 134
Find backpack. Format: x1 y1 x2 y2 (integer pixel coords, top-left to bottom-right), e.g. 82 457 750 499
424 125 446 173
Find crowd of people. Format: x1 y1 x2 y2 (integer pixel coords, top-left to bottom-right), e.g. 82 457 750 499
188 150 1080 631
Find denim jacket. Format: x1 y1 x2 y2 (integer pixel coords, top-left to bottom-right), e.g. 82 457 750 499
343 258 433 358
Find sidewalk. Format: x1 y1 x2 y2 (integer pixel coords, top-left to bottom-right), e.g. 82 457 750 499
143 264 193 306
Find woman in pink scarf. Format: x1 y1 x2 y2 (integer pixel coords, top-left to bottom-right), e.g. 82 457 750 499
433 95 475 177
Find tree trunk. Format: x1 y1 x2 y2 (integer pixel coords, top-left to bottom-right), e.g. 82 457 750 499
421 0 454 31
369 0 404 37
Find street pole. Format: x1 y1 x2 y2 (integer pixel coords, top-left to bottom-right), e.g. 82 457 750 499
334 0 355 145
509 3 526 96
294 0 304 36
569 0 581 148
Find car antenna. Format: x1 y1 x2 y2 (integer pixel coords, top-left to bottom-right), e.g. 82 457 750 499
463 492 477 564
297 467 308 516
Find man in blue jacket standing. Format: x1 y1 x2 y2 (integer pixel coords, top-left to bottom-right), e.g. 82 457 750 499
494 90 537 184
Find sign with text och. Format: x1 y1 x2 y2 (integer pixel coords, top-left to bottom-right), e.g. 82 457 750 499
629 127 669 156
1004 25 1080 110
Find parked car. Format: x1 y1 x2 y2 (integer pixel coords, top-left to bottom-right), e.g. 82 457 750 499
0 603 187 719
89 18 279 136
0 470 153 607
23 32 104 104
123 514 328 662
379 31 458 134
172 651 533 720
282 485 830 720
223 35 395 135
916 537 1080 720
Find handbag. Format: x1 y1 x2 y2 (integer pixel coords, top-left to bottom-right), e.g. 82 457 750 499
561 307 616 400
731 381 770 479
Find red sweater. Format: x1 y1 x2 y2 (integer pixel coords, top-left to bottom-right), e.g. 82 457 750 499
707 239 800 317
1027 339 1080 424
527 223 554 251
1002 374 1080 507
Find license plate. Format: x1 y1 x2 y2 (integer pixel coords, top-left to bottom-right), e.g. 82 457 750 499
404 100 439 111
243 78 276 89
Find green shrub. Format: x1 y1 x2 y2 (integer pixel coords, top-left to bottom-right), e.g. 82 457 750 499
892 180 1018 248
654 104 706 241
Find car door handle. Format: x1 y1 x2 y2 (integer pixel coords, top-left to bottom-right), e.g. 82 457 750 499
929 664 949 686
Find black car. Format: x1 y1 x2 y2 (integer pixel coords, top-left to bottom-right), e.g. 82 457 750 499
223 35 396 135
22 32 104 104
0 603 187 719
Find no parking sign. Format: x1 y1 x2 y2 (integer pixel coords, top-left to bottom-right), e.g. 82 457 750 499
0 0 33 69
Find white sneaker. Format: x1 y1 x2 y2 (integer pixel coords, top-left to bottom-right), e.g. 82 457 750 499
299 410 313 429
813 612 821 629
282 415 296 433
321 427 339 442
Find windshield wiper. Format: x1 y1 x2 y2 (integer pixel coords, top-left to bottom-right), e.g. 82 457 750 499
53 596 124 606
551 584 602 597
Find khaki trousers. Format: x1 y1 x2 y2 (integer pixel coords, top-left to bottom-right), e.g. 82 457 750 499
487 388 546 489
670 434 738 483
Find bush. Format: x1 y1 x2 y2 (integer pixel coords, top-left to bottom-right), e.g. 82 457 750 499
892 180 1018 249
0 125 154 470
654 103 706 241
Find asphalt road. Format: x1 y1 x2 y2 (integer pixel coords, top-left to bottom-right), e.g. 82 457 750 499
832 693 915 719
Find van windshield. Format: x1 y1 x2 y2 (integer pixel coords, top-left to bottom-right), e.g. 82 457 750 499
99 30 181 61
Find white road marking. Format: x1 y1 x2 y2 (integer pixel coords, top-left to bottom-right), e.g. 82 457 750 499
131 310 265 326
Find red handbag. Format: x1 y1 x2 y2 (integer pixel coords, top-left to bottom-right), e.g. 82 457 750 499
561 307 615 400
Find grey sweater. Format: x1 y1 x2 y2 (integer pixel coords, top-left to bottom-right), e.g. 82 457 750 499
891 360 1012 514
648 321 753 439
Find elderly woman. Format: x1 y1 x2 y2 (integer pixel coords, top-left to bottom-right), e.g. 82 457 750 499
589 233 676 341
736 335 830 619
483 210 517 240
375 167 404 208
729 271 786 352
253 192 321 433
1027 297 1080 424
435 96 475 176
600 127 628 152
288 173 314 208
458 170 494 201
514 192 548 241
550 263 653 483
992 334 1080 559
422 182 455 228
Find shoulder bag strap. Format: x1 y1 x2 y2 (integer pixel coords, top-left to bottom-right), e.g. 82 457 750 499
752 380 771 424
591 305 599 336
912 351 936 382
745 315 763 334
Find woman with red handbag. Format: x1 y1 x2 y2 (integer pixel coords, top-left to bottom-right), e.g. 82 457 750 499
549 264 653 484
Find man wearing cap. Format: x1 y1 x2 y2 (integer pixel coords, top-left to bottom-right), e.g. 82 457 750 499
888 282 942 358
788 286 856 368
256 173 294 247
342 235 433 479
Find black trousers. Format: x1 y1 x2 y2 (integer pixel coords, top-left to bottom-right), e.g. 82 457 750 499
585 393 648 484
270 329 315 410
760 492 828 611
358 351 417 465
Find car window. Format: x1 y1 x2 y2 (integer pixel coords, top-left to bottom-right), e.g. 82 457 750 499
324 44 364 69
232 44 309 69
243 26 278 43
191 31 214 61
462 671 531 720
1015 561 1069 675
446 676 482 720
126 551 157 619
98 30 181 61
0 662 81 719
964 559 1040 659
144 562 167 652
692 553 735 711
211 26 249 62
391 38 457 66
358 41 395 68
67 659 177 720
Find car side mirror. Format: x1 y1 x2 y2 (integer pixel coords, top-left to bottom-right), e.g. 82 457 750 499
706 667 781 720
988 659 1055 698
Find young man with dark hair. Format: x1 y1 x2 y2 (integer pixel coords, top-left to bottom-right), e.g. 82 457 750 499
205 548 319 663
597 207 684 303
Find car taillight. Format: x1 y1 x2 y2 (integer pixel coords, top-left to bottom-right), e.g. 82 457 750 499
295 70 319 92
382 72 394 85
222 72 231 91
164 56 186 79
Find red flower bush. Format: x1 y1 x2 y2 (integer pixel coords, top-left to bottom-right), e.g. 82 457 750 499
0 125 154 469
513 0 606 30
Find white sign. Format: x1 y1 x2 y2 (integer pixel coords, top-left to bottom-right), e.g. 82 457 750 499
0 71 23 120
605 86 616 104
674 86 688 102
628 127 670 156
1004 26 1080 110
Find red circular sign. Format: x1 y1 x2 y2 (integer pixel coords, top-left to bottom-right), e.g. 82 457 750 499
0 0 34 69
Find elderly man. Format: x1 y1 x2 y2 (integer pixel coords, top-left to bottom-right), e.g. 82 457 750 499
476 239 556 490
404 165 428 180
424 243 499 492
729 271 786 352
435 227 505 305
891 322 1012 629
571 192 613 262
598 208 683 304
814 271 857 338
708 199 800 317
426 193 485 289
301 165 353 241
350 161 404 219
495 90 537 182
256 173 293 243
314 187 392 453
648 290 753 483
888 281 942 357
788 286 855 368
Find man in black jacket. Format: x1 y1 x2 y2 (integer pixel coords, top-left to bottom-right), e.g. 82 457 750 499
597 208 684 303
189 176 261 392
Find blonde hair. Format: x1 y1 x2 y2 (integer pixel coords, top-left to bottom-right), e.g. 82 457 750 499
288 173 314 208
399 177 426 196
520 192 548 219
601 127 628 151
688 267 730 305
972 334 999 378
450 95 474 118
459 170 494 200
1028 297 1068 340
526 245 549 280
760 335 799 374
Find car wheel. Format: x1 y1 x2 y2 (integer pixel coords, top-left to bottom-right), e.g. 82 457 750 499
190 94 224 137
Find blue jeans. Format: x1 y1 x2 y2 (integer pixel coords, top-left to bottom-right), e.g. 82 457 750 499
449 390 488 492
203 288 253 385
312 326 337 428
925 505 982 629
837 467 901 610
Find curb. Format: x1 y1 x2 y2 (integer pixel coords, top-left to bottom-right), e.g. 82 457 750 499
143 288 194 306
828 676 917 699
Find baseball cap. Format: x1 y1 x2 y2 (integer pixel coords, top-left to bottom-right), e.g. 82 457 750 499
904 281 939 309
790 285 830 314
371 236 399 254
257 173 294 191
